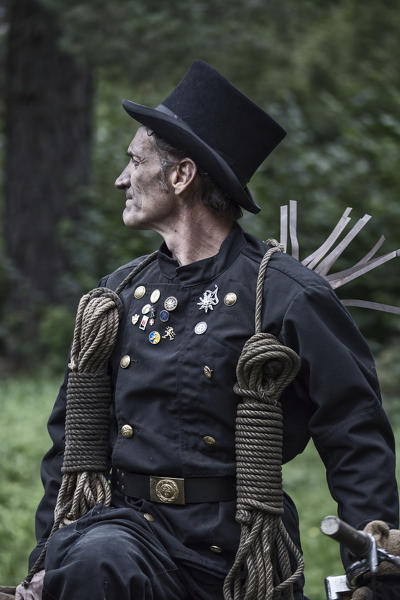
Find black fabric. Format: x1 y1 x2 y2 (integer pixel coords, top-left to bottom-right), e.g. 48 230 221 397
371 577 400 599
29 223 399 598
41 495 308 600
122 60 286 213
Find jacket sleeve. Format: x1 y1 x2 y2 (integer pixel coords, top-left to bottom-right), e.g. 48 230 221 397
28 367 68 570
279 282 399 567
28 276 110 570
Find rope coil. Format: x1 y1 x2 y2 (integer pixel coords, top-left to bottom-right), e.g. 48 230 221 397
223 243 304 600
62 372 112 473
55 287 123 525
24 253 158 585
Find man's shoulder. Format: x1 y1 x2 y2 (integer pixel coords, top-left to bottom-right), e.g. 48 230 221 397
240 230 331 294
239 230 340 332
99 254 151 290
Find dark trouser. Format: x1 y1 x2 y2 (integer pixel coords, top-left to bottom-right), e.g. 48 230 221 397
43 502 307 600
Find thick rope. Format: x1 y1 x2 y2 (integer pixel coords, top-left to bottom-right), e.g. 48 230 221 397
25 252 158 582
54 287 123 525
223 241 304 600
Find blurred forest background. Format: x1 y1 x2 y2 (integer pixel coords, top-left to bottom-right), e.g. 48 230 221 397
0 0 400 597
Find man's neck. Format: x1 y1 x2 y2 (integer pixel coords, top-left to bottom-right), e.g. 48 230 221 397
159 209 234 266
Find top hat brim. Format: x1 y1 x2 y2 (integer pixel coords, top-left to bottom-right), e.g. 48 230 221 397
122 99 260 214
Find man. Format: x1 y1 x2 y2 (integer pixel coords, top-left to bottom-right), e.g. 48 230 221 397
20 60 398 599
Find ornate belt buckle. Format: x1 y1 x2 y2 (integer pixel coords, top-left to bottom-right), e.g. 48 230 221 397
150 476 185 505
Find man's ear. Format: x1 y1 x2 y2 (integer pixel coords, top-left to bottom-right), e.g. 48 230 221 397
169 158 197 195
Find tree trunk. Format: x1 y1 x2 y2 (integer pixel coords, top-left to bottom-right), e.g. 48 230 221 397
3 0 93 364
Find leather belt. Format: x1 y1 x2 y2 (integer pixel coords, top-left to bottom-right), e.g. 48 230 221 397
112 469 235 505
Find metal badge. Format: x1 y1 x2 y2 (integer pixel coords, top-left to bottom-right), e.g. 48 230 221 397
120 355 131 369
150 476 185 504
131 314 140 325
224 292 237 306
139 315 149 330
134 285 146 299
148 331 161 344
142 303 152 315
150 289 161 304
159 310 169 322
149 318 155 326
203 365 213 378
194 321 207 335
162 326 175 341
197 284 219 313
164 296 178 311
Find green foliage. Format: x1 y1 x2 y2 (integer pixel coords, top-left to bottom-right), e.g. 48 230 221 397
38 305 75 372
376 342 400 427
0 376 57 583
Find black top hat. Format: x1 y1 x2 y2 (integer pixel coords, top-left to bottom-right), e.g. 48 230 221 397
122 60 286 214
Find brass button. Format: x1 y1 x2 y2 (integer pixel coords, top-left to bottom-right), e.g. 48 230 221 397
134 285 146 299
203 365 213 379
120 355 131 369
224 292 237 306
210 545 222 554
143 512 155 522
121 424 134 438
202 435 216 447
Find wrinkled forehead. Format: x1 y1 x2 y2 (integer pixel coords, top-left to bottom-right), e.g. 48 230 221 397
127 126 156 156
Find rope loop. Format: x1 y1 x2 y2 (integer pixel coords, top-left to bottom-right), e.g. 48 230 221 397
224 245 304 600
24 254 158 586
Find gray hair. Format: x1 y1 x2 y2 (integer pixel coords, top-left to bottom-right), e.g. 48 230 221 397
147 129 242 221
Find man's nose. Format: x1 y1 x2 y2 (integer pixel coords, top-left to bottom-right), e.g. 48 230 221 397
115 168 130 189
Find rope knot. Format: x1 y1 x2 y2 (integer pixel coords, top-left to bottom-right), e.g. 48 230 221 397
69 286 123 374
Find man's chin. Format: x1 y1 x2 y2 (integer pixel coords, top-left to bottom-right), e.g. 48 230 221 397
122 212 150 230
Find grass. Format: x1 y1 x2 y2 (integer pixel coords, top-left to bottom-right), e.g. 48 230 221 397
0 375 398 598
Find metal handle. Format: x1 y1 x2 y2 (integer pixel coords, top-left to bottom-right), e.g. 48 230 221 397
321 516 372 557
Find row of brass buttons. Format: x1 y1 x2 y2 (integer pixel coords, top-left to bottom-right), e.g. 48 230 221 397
121 425 216 447
121 355 214 380
120 358 216 443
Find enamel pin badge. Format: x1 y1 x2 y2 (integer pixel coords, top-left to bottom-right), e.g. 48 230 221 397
139 315 149 330
162 326 176 341
197 284 219 313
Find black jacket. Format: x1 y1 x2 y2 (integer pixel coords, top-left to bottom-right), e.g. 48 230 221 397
30 223 399 577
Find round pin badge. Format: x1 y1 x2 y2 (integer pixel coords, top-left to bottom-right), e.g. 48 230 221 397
164 296 178 311
148 331 161 344
142 304 152 315
150 289 161 304
134 285 146 299
159 310 169 323
194 321 208 335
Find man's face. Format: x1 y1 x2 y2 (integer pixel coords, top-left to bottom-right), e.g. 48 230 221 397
115 126 175 230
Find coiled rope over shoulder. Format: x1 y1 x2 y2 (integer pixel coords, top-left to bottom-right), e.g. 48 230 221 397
223 241 304 600
24 252 158 585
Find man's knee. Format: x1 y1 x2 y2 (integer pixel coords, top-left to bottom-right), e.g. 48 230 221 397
43 520 185 599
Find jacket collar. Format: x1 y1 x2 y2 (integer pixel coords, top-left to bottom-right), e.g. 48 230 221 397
157 222 246 285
